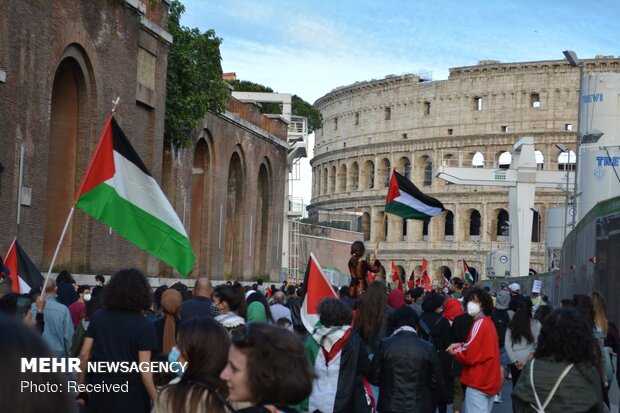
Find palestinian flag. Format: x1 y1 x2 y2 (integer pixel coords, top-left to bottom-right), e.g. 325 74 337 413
75 115 195 276
300 253 338 333
463 259 475 284
385 170 445 221
4 239 44 294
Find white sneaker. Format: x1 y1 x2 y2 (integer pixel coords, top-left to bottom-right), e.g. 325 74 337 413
493 394 502 404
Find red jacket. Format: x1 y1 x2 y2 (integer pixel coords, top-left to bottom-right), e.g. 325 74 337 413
453 316 502 395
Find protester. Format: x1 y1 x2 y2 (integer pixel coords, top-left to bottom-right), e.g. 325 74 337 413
30 278 73 357
221 324 313 413
153 288 182 356
353 281 389 356
68 285 91 328
91 274 106 297
78 268 158 412
492 288 512 398
301 298 372 413
56 270 79 306
285 286 304 336
213 284 246 331
246 289 274 323
449 308 473 413
0 314 76 413
448 287 502 413
348 240 381 297
370 306 442 412
512 308 604 412
71 294 102 357
387 288 406 310
153 318 231 413
450 277 465 299
443 297 463 325
339 285 356 309
270 291 293 330
505 299 541 387
420 291 452 413
180 277 214 321
508 283 528 313
407 287 425 314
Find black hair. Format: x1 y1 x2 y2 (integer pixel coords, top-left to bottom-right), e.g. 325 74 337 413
389 306 420 332
463 287 494 316
153 285 168 311
509 299 534 344
318 298 352 327
560 299 574 308
102 268 152 313
534 305 552 322
451 278 464 290
412 287 424 299
213 284 247 319
55 270 74 284
77 285 90 295
534 308 599 369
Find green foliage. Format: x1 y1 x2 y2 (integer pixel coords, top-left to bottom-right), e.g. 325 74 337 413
227 80 323 133
165 0 230 148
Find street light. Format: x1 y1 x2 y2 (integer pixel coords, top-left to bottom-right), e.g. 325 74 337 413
530 207 542 271
563 50 583 228
556 143 571 244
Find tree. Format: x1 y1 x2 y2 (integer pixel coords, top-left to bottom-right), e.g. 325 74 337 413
165 0 230 148
227 80 323 133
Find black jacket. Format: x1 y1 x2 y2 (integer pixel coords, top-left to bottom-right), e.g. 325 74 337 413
370 330 442 413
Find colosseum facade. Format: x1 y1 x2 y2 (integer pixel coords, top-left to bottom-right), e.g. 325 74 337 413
308 57 620 283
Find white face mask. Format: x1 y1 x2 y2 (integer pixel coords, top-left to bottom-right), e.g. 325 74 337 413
467 301 481 317
83 293 92 302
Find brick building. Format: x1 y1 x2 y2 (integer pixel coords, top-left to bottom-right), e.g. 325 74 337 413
163 98 288 280
0 1 289 280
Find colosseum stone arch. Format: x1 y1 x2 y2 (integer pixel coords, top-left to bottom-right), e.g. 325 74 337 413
309 57 620 281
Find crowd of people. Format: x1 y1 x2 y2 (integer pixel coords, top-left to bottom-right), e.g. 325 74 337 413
0 251 617 413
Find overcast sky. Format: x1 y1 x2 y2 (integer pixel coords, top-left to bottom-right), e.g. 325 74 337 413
180 0 620 207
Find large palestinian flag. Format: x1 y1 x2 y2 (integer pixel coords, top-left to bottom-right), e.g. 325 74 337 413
385 170 444 221
4 239 44 294
75 115 195 276
300 253 337 333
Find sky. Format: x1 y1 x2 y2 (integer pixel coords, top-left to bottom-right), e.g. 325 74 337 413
180 0 620 207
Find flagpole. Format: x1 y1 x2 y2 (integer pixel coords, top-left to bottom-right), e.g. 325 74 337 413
373 212 388 261
42 97 121 293
42 206 75 292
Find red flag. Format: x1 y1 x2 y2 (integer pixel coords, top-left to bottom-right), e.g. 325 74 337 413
421 258 432 292
4 239 44 294
391 261 399 283
301 253 338 332
407 269 415 290
366 270 375 284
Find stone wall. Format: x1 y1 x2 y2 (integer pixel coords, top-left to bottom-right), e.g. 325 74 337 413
309 58 620 282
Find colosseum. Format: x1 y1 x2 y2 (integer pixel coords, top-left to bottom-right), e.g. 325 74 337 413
308 57 620 283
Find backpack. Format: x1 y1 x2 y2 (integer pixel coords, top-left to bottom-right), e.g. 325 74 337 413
491 308 510 348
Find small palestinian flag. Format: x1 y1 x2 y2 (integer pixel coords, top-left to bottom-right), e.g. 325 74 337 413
463 259 475 284
75 115 195 276
4 239 44 294
300 253 338 333
385 170 445 221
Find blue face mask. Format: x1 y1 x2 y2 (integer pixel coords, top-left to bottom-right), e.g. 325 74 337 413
168 346 184 377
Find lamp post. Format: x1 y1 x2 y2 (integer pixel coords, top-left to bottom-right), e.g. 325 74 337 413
563 50 583 228
530 207 542 271
556 143 570 244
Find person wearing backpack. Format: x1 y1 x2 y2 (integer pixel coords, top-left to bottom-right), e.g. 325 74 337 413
492 289 512 401
512 308 603 413
420 292 452 413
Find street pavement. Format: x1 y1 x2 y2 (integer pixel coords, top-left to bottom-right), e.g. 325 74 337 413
444 378 620 413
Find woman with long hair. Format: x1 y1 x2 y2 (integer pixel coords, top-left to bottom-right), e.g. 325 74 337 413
353 281 388 355
505 299 541 387
512 308 604 412
213 284 246 331
153 318 232 413
77 268 158 413
220 324 313 413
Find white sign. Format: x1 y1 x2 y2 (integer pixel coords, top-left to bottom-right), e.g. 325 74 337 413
532 279 542 294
